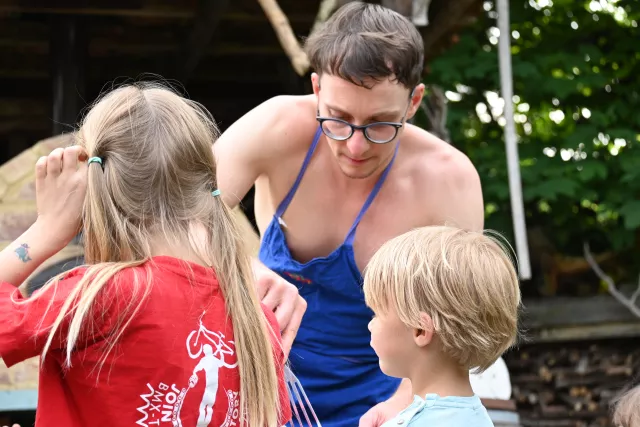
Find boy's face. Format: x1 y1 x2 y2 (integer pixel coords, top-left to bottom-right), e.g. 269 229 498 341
367 307 416 378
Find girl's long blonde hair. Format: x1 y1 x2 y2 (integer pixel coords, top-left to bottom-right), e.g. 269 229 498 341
34 82 280 427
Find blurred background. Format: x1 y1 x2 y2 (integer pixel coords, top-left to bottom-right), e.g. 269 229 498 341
0 0 638 426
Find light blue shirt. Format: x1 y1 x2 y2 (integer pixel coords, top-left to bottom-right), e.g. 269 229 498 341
380 394 495 427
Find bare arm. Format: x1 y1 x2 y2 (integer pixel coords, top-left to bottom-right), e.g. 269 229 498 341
1 147 87 297
213 96 309 357
213 95 299 209
434 152 484 233
0 222 63 291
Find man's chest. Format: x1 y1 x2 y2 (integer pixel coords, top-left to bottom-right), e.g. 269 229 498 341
260 174 439 272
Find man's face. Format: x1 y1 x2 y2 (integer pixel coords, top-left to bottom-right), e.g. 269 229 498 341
312 74 422 180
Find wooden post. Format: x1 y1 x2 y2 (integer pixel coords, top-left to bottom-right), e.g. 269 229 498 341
51 15 86 136
412 0 431 26
496 0 531 279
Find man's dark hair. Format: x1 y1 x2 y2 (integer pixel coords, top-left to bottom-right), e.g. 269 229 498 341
304 1 424 90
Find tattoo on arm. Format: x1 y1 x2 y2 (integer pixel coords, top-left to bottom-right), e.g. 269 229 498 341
15 243 33 263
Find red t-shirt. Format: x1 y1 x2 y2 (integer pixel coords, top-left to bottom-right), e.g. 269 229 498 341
0 256 292 427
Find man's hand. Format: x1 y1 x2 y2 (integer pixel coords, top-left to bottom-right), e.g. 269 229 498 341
359 400 400 427
253 260 307 357
359 379 413 427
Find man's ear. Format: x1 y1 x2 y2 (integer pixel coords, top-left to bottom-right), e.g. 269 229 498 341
406 83 425 121
311 73 321 96
414 312 434 347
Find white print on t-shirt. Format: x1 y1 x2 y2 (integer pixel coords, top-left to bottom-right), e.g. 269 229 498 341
220 390 240 427
135 315 239 427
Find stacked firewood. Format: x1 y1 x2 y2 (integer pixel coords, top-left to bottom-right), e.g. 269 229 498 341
504 338 639 427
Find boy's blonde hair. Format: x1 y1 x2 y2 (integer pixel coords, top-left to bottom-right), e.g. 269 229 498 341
612 383 640 427
363 226 521 373
31 82 281 427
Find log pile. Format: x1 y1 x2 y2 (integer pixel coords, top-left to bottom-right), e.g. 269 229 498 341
505 338 639 427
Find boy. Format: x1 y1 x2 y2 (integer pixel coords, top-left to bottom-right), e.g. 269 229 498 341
612 382 640 427
363 226 521 426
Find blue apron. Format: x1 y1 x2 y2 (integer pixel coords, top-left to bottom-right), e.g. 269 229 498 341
259 127 402 427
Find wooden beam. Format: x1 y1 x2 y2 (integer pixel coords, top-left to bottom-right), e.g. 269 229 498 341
256 0 310 76
0 38 289 57
533 323 640 343
0 99 48 117
521 295 640 342
309 0 338 36
178 0 231 84
0 119 49 134
50 15 87 135
0 6 315 23
522 295 640 329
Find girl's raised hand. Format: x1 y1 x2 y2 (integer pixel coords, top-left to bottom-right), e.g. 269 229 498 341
35 146 89 248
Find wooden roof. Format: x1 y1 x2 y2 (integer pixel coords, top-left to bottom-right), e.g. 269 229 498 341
0 0 483 164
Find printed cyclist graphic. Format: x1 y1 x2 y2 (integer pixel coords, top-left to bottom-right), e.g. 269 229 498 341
176 316 239 427
186 317 238 365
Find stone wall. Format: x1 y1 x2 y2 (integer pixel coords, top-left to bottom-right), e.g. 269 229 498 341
0 133 83 393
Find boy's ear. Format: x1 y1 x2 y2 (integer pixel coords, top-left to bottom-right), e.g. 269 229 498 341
413 312 434 347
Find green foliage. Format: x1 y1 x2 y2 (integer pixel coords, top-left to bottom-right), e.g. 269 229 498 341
421 0 640 259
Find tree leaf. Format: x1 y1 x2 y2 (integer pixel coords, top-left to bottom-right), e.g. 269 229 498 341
619 201 640 230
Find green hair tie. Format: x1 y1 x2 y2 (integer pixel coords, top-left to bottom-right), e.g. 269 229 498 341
211 189 221 197
88 157 103 165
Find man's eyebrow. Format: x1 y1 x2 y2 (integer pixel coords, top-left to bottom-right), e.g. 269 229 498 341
325 103 403 120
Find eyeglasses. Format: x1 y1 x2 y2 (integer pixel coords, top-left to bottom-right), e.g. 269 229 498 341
315 117 404 144
315 93 413 145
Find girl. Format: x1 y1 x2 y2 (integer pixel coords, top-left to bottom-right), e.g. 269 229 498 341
0 83 291 427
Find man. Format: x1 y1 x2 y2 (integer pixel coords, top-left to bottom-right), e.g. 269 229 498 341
214 3 484 426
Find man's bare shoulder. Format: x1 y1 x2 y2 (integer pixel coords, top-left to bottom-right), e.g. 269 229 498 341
404 124 479 183
403 125 484 231
241 94 317 149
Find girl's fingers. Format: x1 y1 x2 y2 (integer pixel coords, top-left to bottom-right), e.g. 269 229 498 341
63 146 88 172
62 146 79 172
35 156 47 181
47 148 64 177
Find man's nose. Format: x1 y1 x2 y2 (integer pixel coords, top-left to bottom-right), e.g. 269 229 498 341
346 130 368 158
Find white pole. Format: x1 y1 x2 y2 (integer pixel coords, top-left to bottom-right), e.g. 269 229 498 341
496 0 531 280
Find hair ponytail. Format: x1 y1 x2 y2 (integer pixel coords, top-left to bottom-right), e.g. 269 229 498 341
205 196 281 427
